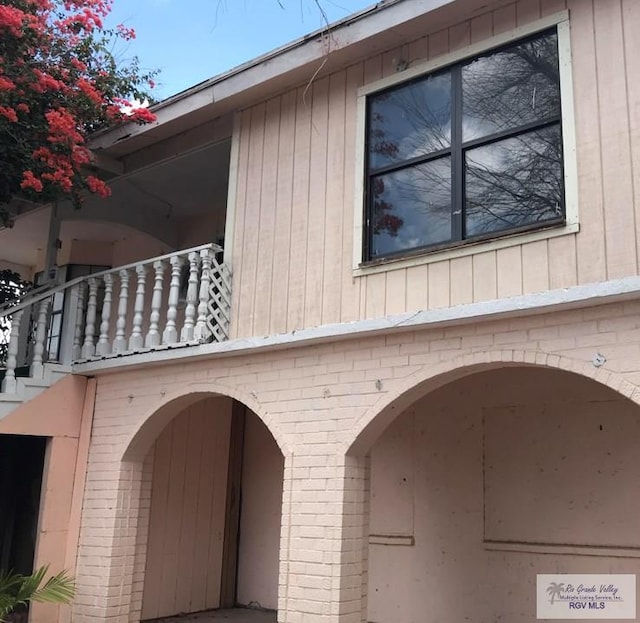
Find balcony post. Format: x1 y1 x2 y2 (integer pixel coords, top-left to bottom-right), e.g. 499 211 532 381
81 278 99 359
194 247 213 341
1 309 24 393
180 251 199 342
114 269 130 353
31 298 51 378
145 260 165 348
96 275 113 356
129 265 147 350
72 283 86 361
162 255 183 345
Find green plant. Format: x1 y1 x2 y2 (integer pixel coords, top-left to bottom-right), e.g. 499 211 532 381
0 566 75 621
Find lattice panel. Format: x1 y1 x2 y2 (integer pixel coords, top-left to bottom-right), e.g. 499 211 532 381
206 259 232 342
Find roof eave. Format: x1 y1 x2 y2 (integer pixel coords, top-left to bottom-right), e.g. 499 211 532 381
90 0 468 155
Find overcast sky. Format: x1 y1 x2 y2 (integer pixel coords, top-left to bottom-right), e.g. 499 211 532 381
106 0 374 100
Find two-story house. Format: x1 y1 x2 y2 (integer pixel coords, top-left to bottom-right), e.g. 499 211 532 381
1 0 640 622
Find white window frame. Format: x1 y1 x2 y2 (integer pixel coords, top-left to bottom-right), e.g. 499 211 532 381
352 11 578 276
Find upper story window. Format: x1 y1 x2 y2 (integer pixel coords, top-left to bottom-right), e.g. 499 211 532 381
364 28 564 262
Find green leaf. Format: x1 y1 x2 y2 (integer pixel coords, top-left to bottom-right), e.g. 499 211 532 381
0 566 75 621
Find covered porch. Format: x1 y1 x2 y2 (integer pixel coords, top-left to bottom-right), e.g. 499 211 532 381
0 113 235 403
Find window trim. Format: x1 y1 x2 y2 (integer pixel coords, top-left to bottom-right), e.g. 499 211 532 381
352 10 578 275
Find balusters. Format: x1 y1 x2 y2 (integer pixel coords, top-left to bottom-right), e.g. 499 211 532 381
72 282 86 361
113 269 130 353
1 309 24 393
31 298 51 377
145 260 165 347
194 247 213 341
129 265 147 350
0 245 231 385
162 255 183 344
96 274 113 356
180 252 199 342
81 278 99 359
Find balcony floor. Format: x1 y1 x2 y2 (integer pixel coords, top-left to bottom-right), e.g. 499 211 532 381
147 608 277 623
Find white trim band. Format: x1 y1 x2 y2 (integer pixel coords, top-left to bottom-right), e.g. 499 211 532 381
74 275 640 374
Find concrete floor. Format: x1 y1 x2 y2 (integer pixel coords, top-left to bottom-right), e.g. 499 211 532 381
148 608 277 623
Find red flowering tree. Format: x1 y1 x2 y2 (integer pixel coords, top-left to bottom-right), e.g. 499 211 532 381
0 0 157 225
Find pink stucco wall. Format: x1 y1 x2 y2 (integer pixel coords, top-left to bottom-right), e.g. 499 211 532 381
0 375 95 623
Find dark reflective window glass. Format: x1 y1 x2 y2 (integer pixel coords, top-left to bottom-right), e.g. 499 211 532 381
368 72 451 170
462 31 560 142
465 125 563 237
370 157 452 257
50 314 62 336
48 336 59 359
364 28 565 262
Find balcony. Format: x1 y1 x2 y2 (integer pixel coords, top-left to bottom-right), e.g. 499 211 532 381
0 243 231 405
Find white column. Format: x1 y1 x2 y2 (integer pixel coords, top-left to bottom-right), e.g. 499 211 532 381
1 309 24 393
31 298 51 378
162 256 183 345
96 275 113 356
81 278 98 359
72 283 86 361
194 248 213 341
129 265 147 350
180 252 199 342
145 260 165 348
113 269 130 353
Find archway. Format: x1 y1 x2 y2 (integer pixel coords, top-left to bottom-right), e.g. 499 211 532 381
351 363 640 622
127 392 283 622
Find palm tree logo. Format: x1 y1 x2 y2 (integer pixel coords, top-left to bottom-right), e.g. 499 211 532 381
547 582 565 604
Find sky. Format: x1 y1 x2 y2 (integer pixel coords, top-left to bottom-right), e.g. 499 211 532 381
106 0 375 101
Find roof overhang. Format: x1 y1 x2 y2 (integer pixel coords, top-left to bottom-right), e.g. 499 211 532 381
90 0 499 157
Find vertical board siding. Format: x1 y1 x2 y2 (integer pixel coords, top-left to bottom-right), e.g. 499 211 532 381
450 257 474 306
594 0 637 279
270 91 296 335
472 251 497 303
497 247 523 299
322 72 347 325
623 0 640 269
340 63 365 323
491 3 516 35
405 264 429 311
304 77 330 328
252 98 281 337
516 0 541 25
141 398 232 620
287 86 312 332
230 1 639 337
570 0 607 285
428 262 450 310
229 110 252 340
522 240 550 294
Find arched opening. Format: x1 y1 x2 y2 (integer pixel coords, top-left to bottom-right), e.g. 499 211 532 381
136 394 283 622
361 365 640 622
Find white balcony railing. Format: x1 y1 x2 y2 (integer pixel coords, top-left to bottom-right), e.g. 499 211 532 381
0 243 230 394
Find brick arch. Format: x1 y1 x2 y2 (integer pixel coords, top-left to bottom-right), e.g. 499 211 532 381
121 380 291 462
345 349 640 455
